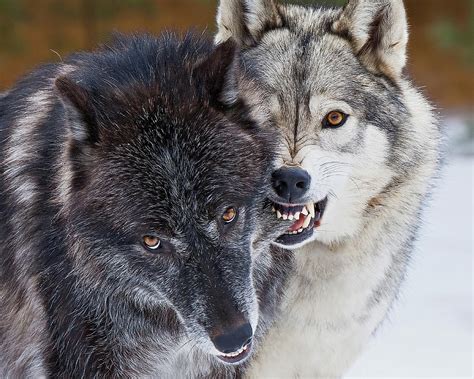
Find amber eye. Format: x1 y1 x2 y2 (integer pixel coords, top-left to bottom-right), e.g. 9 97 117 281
222 207 237 223
143 235 161 250
323 111 348 128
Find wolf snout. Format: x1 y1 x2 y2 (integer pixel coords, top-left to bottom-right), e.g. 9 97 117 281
211 322 253 364
272 167 311 203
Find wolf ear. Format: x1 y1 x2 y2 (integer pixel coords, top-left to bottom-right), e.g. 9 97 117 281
215 0 282 46
192 39 237 106
333 0 408 80
55 76 99 144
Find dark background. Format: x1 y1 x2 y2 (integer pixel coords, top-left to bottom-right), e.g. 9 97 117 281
0 0 473 112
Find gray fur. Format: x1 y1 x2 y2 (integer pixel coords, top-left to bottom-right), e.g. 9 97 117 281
215 0 442 376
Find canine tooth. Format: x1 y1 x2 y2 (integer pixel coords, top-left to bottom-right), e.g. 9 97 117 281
294 211 301 220
276 210 282 219
302 213 312 228
301 207 309 216
308 202 315 218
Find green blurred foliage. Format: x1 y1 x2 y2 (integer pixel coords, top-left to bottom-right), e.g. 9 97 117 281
94 0 157 18
432 2 474 66
0 0 26 53
0 0 472 109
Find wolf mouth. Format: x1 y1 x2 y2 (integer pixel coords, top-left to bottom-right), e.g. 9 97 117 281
216 341 252 364
272 198 328 246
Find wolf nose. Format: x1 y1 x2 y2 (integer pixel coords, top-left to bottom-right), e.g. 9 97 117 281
272 167 311 203
211 322 253 354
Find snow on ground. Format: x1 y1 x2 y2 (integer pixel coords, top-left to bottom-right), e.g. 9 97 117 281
347 155 473 378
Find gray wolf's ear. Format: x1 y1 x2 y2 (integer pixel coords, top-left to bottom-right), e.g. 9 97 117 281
55 76 99 144
333 0 408 80
215 0 282 46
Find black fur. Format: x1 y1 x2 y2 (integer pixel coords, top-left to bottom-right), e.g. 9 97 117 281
0 33 291 377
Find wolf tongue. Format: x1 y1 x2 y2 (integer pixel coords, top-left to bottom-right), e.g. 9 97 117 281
288 213 305 232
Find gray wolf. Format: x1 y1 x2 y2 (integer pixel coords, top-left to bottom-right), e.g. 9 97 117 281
215 0 442 376
0 33 291 377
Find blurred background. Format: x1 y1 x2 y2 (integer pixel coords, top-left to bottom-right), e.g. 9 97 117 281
0 0 472 112
1 0 472 377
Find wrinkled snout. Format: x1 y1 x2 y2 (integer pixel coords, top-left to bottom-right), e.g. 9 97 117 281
272 167 311 203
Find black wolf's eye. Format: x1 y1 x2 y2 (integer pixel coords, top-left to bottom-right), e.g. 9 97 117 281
323 111 348 128
222 207 237 224
143 235 161 250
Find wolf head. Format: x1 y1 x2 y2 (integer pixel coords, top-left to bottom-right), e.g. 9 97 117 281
54 34 283 365
215 0 436 249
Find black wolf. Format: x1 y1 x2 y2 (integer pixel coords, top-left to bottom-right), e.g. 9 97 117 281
0 33 291 377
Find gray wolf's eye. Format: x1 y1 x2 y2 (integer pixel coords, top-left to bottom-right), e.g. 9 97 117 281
143 235 161 250
322 111 348 129
222 207 237 224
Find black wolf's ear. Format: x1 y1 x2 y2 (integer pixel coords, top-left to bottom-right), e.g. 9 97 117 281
55 76 99 144
192 39 237 106
333 0 408 80
215 0 282 47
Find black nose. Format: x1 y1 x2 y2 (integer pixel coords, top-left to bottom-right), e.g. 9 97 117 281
272 167 311 203
211 322 253 354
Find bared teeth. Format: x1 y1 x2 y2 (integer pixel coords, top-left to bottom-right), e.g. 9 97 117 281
307 202 315 218
275 199 327 237
274 203 318 226
302 213 312 228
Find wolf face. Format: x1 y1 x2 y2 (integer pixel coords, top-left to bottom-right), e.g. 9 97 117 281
215 0 433 249
0 34 291 375
215 2 440 376
55 36 278 364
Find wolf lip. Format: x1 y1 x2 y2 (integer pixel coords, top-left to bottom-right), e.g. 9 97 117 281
272 197 328 246
216 341 252 364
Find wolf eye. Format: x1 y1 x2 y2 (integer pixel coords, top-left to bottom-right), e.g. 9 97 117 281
143 235 161 250
323 111 348 128
222 207 237 224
